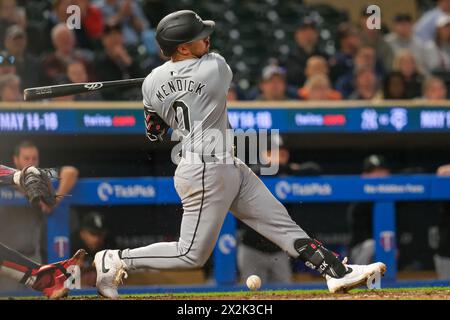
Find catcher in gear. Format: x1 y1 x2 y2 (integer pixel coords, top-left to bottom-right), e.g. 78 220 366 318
7 140 80 214
0 164 85 299
0 164 59 212
18 166 57 211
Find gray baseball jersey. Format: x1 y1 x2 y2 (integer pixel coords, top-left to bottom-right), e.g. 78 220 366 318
120 53 308 270
142 52 234 155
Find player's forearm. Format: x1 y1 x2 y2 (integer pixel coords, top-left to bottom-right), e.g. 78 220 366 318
144 107 169 142
0 165 16 176
56 166 79 197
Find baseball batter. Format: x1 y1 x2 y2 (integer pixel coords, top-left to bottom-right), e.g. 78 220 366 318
94 10 386 298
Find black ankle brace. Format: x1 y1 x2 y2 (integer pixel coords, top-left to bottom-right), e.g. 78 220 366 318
294 238 348 278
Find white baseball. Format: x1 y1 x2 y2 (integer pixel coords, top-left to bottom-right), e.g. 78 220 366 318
246 275 261 291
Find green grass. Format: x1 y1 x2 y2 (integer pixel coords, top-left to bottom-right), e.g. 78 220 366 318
124 286 450 298
76 286 450 299
5 286 450 300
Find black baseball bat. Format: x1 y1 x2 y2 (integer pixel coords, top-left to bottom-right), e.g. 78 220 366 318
23 78 145 101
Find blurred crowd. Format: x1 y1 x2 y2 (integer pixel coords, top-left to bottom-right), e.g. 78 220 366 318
0 0 161 102
1 0 450 102
236 1 450 102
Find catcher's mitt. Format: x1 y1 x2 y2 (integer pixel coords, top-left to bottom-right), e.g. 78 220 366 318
20 166 57 209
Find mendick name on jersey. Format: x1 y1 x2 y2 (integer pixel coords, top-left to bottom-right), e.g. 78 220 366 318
142 52 233 155
155 79 206 102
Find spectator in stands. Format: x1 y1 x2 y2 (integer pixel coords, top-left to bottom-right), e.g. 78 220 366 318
348 67 378 100
0 0 20 49
66 61 102 101
392 49 424 99
329 23 361 84
50 75 77 101
0 50 16 75
353 46 378 71
414 0 450 42
72 0 104 50
42 0 72 53
95 0 150 48
42 23 77 81
424 15 450 73
95 23 143 100
434 164 450 280
422 76 448 100
385 14 428 72
0 73 21 102
285 18 327 88
141 42 168 72
304 56 328 80
66 60 87 83
257 64 289 101
4 25 46 89
359 5 394 72
348 155 391 265
382 72 408 100
298 74 341 101
42 24 95 84
298 56 341 100
335 46 382 98
47 0 72 27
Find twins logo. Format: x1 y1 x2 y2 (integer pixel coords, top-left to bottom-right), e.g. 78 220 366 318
53 236 69 258
84 83 103 91
390 108 408 132
380 231 395 252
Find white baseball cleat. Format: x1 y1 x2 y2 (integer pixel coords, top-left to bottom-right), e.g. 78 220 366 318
326 259 387 293
93 250 128 298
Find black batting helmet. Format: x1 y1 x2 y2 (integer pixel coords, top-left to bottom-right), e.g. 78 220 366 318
156 10 215 57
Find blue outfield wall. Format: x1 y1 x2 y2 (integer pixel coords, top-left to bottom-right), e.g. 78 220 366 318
1 175 450 293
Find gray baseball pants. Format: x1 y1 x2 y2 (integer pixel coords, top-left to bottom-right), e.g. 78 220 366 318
120 154 309 269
